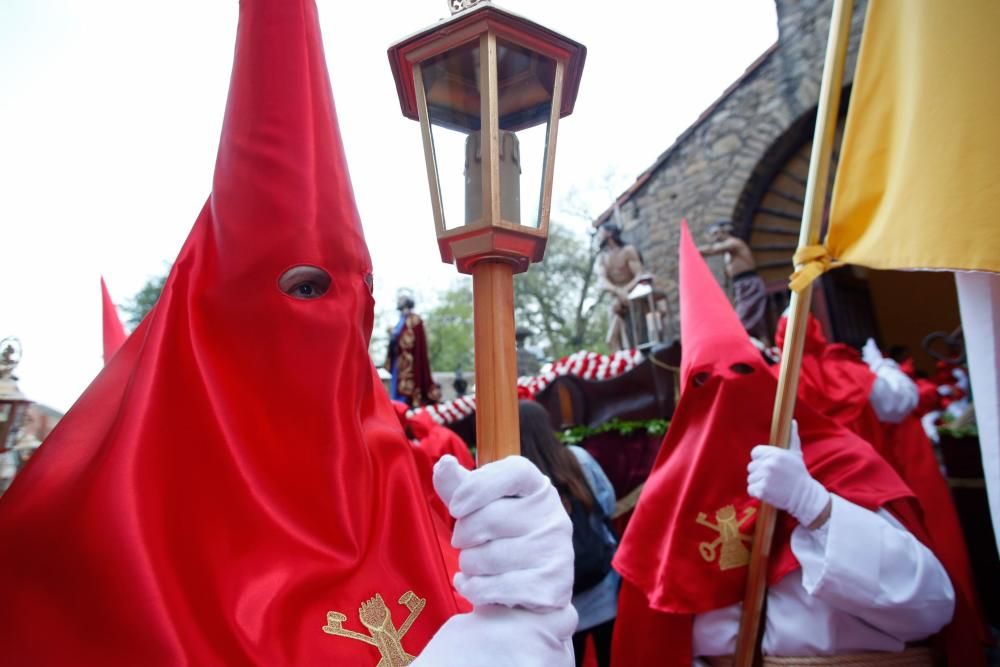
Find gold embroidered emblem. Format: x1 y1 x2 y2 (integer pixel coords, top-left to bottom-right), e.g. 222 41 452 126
696 504 756 570
323 591 426 666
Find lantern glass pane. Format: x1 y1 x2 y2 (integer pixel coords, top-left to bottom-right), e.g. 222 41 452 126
430 123 477 230
0 404 9 422
496 39 555 228
421 40 483 229
419 37 557 230
421 39 483 132
495 39 556 132
505 115 549 229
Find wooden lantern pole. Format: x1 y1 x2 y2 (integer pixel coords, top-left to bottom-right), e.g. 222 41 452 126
472 261 521 464
732 0 854 664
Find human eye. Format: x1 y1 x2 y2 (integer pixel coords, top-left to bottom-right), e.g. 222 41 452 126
278 265 331 300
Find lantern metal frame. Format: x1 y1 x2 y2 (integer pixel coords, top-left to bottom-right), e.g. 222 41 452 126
388 3 585 464
388 3 586 274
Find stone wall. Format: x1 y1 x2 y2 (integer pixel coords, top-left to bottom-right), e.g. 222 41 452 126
598 0 868 334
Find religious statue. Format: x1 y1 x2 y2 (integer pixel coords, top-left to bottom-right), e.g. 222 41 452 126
595 222 669 352
386 290 435 407
698 220 770 343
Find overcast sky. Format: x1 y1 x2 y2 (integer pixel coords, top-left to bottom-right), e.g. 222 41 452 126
0 0 777 413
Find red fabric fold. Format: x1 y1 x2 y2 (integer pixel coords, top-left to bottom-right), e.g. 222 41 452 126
407 410 475 470
881 419 989 665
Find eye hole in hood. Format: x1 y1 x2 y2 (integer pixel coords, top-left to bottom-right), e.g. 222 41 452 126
692 371 711 387
278 265 331 300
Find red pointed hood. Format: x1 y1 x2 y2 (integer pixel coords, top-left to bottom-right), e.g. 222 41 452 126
0 2 458 664
100 276 128 365
678 221 763 386
775 311 829 356
613 221 918 663
775 313 876 434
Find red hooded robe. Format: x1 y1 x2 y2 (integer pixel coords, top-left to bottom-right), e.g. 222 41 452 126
0 2 461 664
775 317 988 664
611 222 927 666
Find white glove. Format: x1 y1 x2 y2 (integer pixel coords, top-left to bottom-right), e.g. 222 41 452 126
433 454 574 610
747 421 831 528
861 337 884 371
869 360 919 423
412 455 576 667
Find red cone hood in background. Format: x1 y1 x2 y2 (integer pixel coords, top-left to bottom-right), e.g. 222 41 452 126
0 2 459 664
612 222 919 666
100 276 128 365
407 410 476 471
677 219 763 387
775 314 876 434
391 401 474 470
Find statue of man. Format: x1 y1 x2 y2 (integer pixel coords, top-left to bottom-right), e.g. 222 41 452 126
386 290 435 406
596 222 654 352
698 220 770 343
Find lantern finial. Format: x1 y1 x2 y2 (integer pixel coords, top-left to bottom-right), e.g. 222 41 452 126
0 338 22 382
448 0 487 15
0 337 27 404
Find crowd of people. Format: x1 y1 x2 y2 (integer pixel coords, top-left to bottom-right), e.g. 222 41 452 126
0 0 991 665
392 222 990 666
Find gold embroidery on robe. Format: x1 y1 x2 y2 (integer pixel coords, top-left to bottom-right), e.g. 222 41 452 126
323 591 427 666
696 504 756 570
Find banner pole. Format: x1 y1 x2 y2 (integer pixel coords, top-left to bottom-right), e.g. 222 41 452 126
733 1 854 664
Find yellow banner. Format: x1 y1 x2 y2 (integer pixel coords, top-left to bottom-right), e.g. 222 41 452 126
792 0 1000 292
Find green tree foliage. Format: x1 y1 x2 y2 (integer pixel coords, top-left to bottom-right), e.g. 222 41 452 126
123 268 170 328
514 220 607 359
424 279 475 374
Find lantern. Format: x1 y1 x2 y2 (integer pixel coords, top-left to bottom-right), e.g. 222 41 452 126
388 1 585 463
627 279 672 352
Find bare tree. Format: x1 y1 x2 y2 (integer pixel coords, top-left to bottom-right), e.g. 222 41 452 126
514 172 629 359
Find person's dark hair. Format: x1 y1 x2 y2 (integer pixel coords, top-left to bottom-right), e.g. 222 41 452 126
398 296 415 311
597 221 645 263
518 400 596 512
598 221 624 247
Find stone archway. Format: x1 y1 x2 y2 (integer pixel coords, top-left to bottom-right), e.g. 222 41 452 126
729 98 882 346
732 98 962 364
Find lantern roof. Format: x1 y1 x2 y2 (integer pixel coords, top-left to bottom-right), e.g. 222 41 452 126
387 2 586 124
